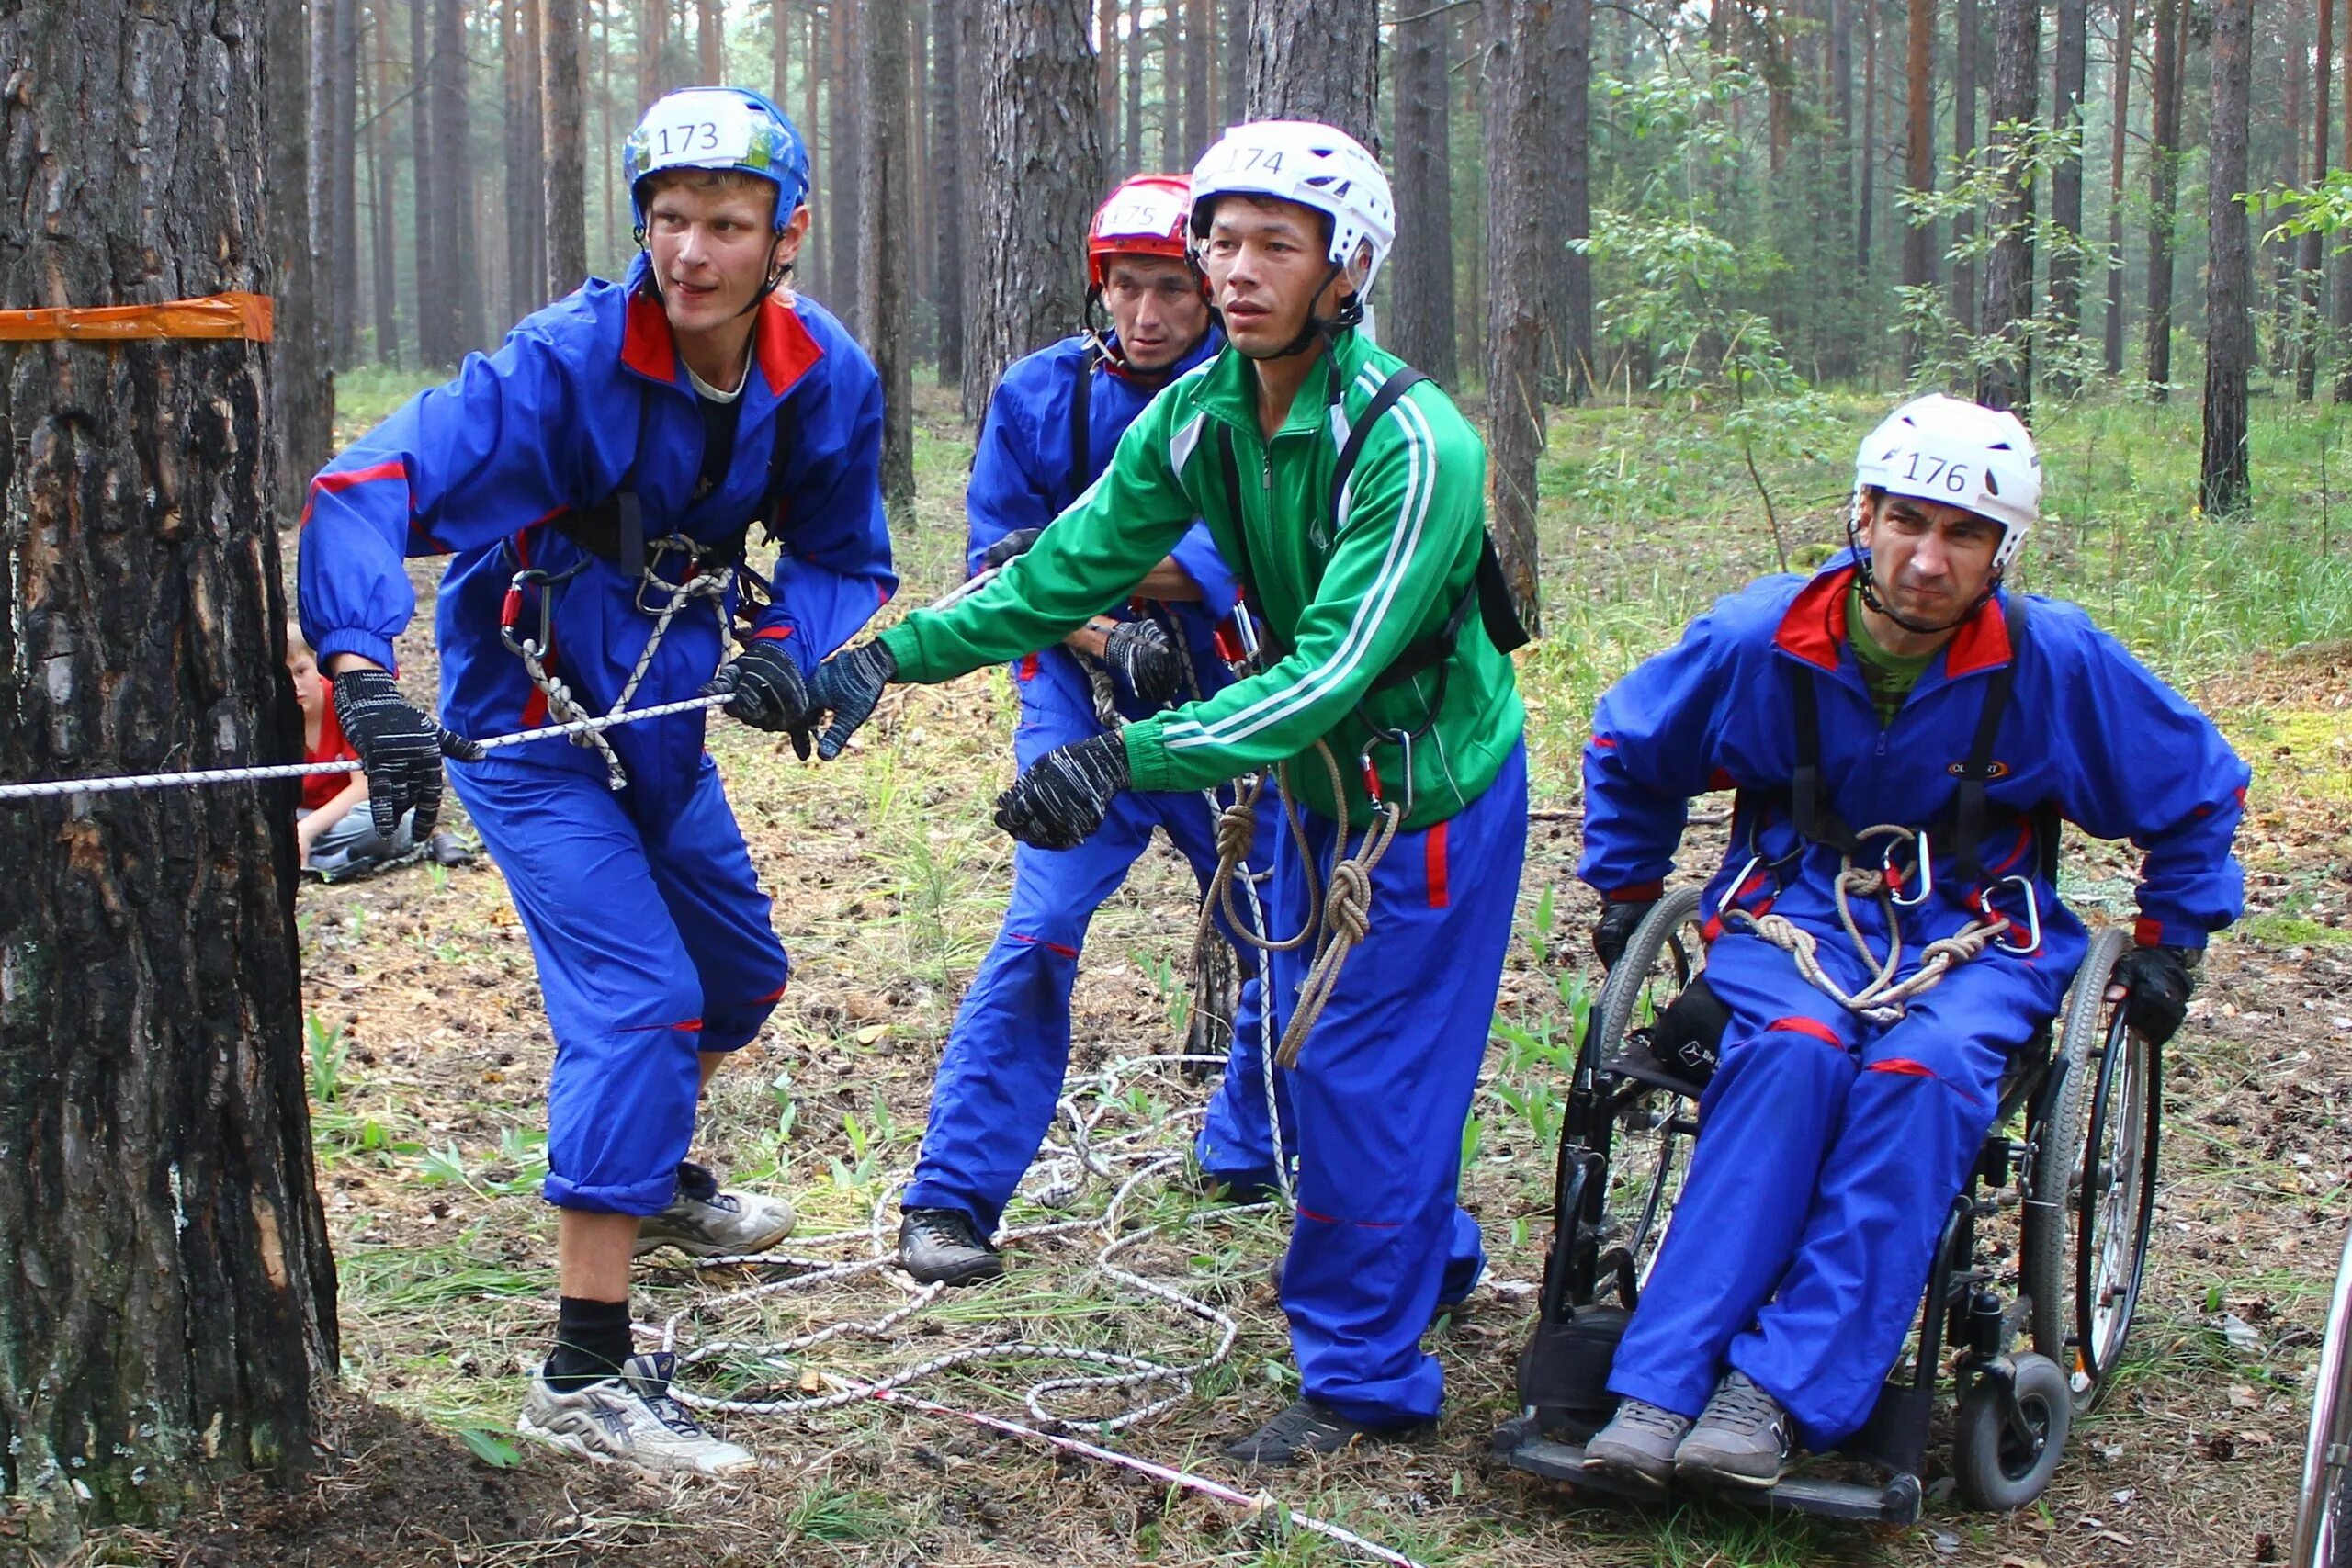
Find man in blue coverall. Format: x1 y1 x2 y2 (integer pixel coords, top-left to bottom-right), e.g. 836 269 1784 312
298 86 893 1474
896 174 1288 1285
1577 393 2247 1489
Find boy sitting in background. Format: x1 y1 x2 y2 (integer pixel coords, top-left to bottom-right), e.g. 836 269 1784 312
289 626 469 877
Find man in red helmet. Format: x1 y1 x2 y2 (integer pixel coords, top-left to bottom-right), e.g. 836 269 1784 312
895 175 1284 1285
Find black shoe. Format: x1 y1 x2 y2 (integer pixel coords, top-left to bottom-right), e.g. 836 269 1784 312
1221 1398 1425 1466
897 1207 1004 1286
1189 1165 1282 1205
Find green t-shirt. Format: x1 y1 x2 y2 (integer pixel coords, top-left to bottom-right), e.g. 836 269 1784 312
1847 585 1938 727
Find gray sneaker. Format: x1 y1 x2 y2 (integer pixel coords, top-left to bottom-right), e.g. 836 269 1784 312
517 1351 754 1476
1673 1369 1795 1488
1582 1397 1693 1489
633 1161 795 1258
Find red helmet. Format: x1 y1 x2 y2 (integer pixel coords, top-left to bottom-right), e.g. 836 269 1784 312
1086 175 1193 292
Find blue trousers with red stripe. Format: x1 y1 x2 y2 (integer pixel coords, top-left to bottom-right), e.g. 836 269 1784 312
1607 929 2065 1449
449 752 790 1215
1274 740 1528 1427
902 705 1280 1234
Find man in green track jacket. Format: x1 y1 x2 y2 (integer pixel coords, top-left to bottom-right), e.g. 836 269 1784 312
806 119 1531 1465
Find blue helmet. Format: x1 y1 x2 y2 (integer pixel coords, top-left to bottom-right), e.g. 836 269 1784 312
623 87 810 238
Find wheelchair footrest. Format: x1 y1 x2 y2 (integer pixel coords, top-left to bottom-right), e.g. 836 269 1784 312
1493 1417 1925 1525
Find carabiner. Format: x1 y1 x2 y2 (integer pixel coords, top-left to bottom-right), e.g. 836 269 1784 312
1985 874 2043 954
1886 829 1935 908
1359 727 1414 819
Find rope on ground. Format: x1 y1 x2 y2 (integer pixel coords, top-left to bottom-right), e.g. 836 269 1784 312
1724 822 2010 1024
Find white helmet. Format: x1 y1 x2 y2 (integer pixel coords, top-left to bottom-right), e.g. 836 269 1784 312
1189 121 1396 299
1853 393 2042 572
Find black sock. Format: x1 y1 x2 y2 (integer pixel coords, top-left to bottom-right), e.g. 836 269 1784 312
544 1296 634 1392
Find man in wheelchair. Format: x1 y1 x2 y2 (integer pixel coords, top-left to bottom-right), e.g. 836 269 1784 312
1573 394 2249 1490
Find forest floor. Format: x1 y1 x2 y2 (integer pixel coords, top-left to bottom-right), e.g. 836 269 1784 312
76 386 2352 1567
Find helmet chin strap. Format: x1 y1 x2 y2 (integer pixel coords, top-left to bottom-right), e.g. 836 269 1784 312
1846 503 2001 637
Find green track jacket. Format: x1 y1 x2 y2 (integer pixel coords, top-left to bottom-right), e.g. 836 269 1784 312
881 327 1527 831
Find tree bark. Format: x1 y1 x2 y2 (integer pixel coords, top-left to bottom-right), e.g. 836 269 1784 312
523 0 548 304
1161 0 1182 166
1951 0 1976 333
1222 0 1245 123
1974 0 2039 412
1858 0 1878 278
364 3 403 364
1185 0 1211 160
828 0 865 334
2046 0 2087 388
504 0 534 322
0 0 338 1547
547 0 590 298
2305 0 2335 400
1125 0 1145 173
1558 0 1592 400
697 0 725 77
413 0 443 364
860 0 915 526
933 0 967 384
1098 0 1120 167
428 0 477 360
2199 0 2253 516
967 0 1102 418
1901 0 1935 364
1388 0 1458 383
277 0 334 500
2143 0 2181 395
802 1 824 297
331 0 362 364
2103 0 2133 375
1483 0 1547 637
1243 0 1377 148
774 0 792 105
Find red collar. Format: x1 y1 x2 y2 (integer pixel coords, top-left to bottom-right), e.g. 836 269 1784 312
620 285 825 398
1772 561 2014 676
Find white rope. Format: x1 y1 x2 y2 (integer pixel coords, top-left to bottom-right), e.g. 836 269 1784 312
0 692 734 804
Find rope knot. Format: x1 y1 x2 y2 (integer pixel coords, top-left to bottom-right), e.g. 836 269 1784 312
1322 862 1373 943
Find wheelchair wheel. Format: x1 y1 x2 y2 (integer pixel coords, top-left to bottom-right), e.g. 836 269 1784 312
1951 1352 2074 1511
2021 927 2156 1413
1580 886 1707 1303
2289 1225 2352 1568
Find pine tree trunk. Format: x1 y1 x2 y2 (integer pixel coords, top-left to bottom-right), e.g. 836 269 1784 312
547 0 590 298
802 2 824 297
697 0 724 77
1125 0 1144 174
1858 0 1877 278
413 0 442 363
331 0 362 364
504 0 536 324
1483 0 1546 637
2143 0 2181 396
275 0 334 502
1222 0 1245 122
639 0 667 109
1098 0 1120 169
365 4 403 364
860 0 915 527
828 0 865 335
1243 0 1377 146
1948 0 1975 334
774 0 792 106
933 0 967 384
523 0 548 303
1161 0 1182 167
1185 0 1211 158
0 0 338 1548
2104 0 2133 375
1975 0 2039 411
2304 0 2334 400
967 0 1102 417
2046 0 2087 389
1388 0 1458 383
428 0 474 361
1902 0 1936 365
1559 0 1592 400
2199 0 2254 516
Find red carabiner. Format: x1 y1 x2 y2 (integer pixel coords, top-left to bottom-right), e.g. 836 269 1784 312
1359 752 1385 807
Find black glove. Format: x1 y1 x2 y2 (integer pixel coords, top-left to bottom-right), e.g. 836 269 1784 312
980 527 1044 571
1102 617 1184 706
700 642 816 757
808 640 898 761
2111 943 2197 1045
993 731 1130 850
331 666 482 840
1592 897 1658 971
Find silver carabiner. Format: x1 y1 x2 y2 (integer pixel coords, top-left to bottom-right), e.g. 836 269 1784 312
1988 874 2043 954
1714 854 1764 923
1359 728 1415 820
1887 829 1935 908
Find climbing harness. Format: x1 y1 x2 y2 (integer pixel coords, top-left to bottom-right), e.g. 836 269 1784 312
1193 364 1527 1072
1725 591 2055 1023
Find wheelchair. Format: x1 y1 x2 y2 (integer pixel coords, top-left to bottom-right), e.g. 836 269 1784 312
2290 1223 2352 1568
1494 886 2159 1523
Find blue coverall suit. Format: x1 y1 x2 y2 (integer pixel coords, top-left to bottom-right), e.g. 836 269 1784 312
900 330 1291 1233
300 256 896 1215
1578 556 2247 1450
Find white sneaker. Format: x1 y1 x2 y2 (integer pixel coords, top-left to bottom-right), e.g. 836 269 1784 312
517 1351 755 1477
633 1161 796 1258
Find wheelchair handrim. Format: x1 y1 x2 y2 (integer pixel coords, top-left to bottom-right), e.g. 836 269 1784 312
2075 1010 2159 1392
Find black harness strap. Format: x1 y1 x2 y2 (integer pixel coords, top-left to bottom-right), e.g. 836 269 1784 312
1786 589 2043 890
1068 343 1099 509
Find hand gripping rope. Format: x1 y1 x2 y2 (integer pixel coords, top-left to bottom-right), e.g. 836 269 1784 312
1722 822 2030 1025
